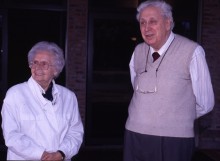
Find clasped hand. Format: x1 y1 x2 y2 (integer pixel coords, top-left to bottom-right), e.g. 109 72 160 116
41 151 63 161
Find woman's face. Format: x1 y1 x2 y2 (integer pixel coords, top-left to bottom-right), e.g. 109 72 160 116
30 51 57 90
139 6 171 50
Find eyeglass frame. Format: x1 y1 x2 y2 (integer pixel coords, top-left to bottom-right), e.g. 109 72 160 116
29 60 54 70
135 70 158 94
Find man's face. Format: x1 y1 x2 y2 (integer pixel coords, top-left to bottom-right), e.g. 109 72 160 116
139 6 171 50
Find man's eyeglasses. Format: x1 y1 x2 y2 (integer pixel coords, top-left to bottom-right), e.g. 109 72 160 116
135 71 158 94
29 61 54 70
136 84 157 93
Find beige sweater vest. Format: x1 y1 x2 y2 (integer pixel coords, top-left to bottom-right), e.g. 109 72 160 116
126 34 198 137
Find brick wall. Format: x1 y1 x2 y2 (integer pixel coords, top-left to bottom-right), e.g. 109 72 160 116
66 0 88 124
198 0 220 149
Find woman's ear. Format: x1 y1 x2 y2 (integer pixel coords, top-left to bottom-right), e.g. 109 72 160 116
54 72 58 78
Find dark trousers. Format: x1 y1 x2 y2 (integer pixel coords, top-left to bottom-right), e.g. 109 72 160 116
123 130 195 161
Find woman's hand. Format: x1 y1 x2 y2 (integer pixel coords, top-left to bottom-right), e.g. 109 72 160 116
41 151 63 161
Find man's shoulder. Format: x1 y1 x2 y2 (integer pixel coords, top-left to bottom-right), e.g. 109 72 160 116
174 34 199 52
175 34 198 45
135 42 148 48
134 42 149 54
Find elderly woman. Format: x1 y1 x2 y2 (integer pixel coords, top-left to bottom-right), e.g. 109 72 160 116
1 41 84 160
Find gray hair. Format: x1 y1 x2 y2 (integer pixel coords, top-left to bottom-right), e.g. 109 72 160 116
28 41 65 78
136 0 174 30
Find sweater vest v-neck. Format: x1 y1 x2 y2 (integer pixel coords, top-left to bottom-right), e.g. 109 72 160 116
126 34 198 137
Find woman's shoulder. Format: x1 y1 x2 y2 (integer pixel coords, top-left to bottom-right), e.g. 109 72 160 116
6 82 28 93
4 82 29 100
55 84 76 96
55 85 78 103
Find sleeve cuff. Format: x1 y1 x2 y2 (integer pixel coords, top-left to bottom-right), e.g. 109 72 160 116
57 150 65 160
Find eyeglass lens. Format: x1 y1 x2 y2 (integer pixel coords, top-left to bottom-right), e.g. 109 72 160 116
30 61 50 70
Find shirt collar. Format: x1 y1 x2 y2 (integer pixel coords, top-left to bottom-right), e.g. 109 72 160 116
150 32 175 56
28 76 59 105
